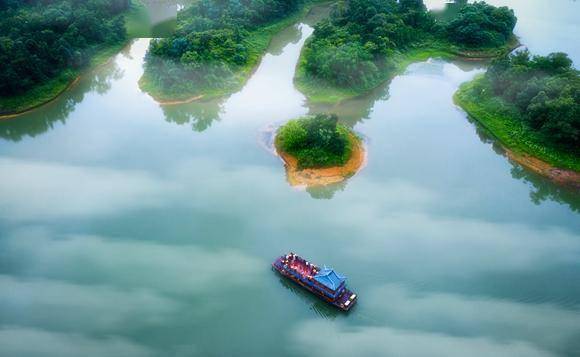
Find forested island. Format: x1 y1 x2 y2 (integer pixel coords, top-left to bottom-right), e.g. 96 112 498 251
295 0 518 103
0 0 131 116
275 114 365 186
139 0 326 103
455 51 580 183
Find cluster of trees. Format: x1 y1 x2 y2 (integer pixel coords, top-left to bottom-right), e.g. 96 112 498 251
0 0 130 97
276 114 351 168
144 0 303 92
485 51 579 149
303 0 516 89
303 0 431 88
446 1 516 48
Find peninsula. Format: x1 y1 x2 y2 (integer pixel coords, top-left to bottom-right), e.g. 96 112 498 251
455 51 580 186
139 0 327 104
0 0 131 117
295 0 519 103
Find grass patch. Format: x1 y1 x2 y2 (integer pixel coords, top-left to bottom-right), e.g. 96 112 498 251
454 76 580 172
0 41 128 116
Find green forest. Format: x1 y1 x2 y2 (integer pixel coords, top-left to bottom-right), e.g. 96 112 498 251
139 0 315 101
296 0 517 101
276 114 354 169
0 0 131 113
0 0 577 175
456 51 579 171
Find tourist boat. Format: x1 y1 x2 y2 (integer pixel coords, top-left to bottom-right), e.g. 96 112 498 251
272 252 357 311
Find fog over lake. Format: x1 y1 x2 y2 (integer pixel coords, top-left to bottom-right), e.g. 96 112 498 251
0 1 579 356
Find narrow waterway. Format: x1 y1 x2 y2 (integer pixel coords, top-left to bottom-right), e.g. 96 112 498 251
0 2 579 356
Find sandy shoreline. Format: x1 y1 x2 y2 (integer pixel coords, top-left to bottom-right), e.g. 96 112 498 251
276 133 366 187
505 149 580 188
0 77 81 120
1 40 131 120
153 94 205 106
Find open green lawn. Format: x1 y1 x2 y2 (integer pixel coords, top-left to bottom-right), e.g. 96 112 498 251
454 76 580 172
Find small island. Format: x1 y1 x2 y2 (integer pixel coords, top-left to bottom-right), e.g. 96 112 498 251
295 0 519 103
139 0 326 104
275 114 365 187
455 51 580 186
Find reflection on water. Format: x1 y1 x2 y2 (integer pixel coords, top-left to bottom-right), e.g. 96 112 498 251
512 165 580 213
159 13 319 131
306 181 348 200
307 58 485 128
268 23 302 56
293 282 580 357
276 276 339 319
0 55 124 142
157 9 315 132
162 99 224 132
258 122 366 196
426 0 580 64
0 2 579 356
467 115 580 212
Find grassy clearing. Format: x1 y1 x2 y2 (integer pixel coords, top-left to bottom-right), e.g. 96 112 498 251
454 76 580 172
0 41 128 116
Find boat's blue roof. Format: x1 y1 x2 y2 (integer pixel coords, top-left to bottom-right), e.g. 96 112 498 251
314 266 346 291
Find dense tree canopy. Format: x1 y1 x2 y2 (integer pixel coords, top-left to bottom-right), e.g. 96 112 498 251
0 0 130 96
485 51 579 148
144 0 303 93
302 0 517 90
150 0 303 63
276 113 352 168
446 1 516 48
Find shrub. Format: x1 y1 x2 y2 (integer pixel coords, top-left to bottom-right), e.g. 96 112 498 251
446 2 517 48
484 50 579 149
276 114 353 169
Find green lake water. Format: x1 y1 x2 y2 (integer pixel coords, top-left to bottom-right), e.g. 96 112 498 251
0 1 579 356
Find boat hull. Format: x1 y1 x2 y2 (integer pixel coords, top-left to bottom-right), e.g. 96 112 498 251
272 257 357 311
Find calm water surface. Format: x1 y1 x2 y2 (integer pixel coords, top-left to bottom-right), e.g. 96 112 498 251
1 2 579 356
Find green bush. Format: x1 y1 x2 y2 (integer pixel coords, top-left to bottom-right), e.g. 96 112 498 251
485 50 579 149
446 2 516 48
0 0 130 97
142 0 303 95
276 114 354 169
301 0 517 91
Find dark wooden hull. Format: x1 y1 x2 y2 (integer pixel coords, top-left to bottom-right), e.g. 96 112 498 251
272 260 357 311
